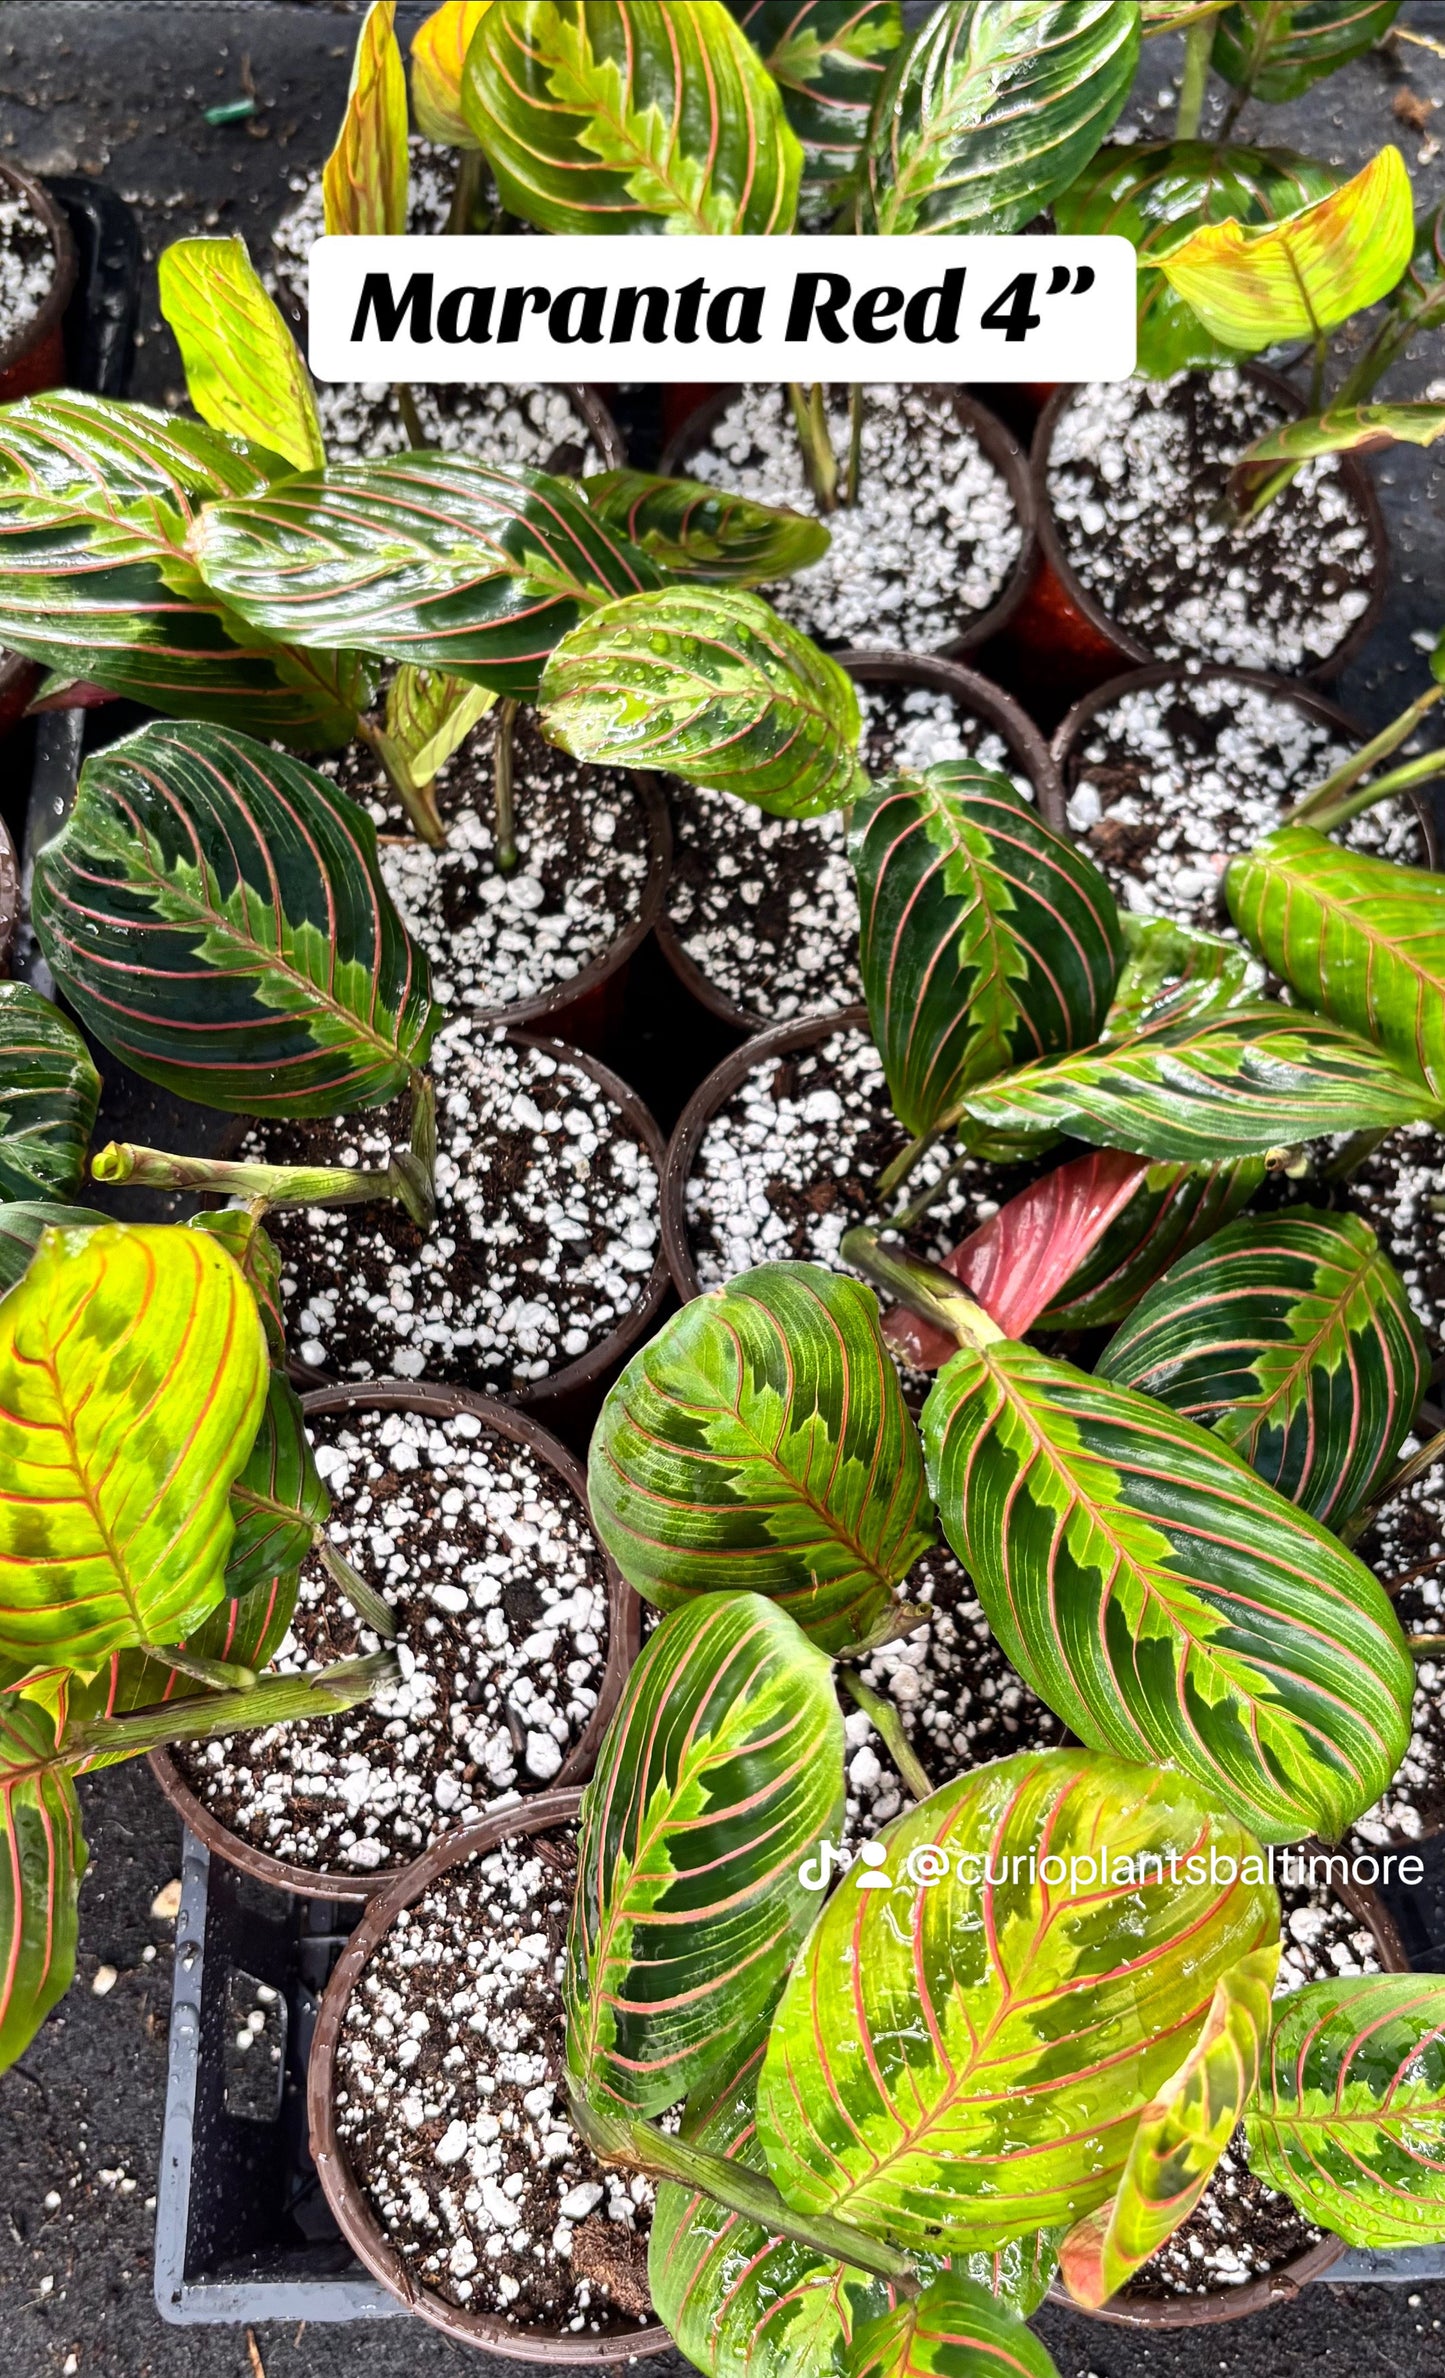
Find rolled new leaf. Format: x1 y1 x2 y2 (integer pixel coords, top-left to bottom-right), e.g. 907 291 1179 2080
461 0 801 235
849 767 1122 1137
1059 1944 1278 2307
324 0 409 237
0 1223 269 1670
728 1 904 196
922 1334 1413 1843
587 1262 935 1654
1246 1976 1445 2247
1229 403 1445 508
1054 140 1340 377
1157 147 1414 348
757 1750 1279 2250
1212 0 1403 102
955 1004 1436 1163
0 392 366 746
648 2036 904 2378
33 721 439 1118
193 454 661 699
1228 826 1445 1099
1098 1208 1426 1529
0 985 100 1202
845 2275 1059 2378
858 0 1139 236
1101 912 1256 1040
540 585 866 819
581 471 830 585
158 235 325 473
565 1593 844 2117
410 4 491 147
0 1696 85 2071
379 666 496 788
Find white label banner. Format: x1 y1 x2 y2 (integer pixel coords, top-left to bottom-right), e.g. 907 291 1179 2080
307 234 1137 384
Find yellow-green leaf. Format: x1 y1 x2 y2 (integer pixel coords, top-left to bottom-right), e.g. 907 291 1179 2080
410 2 491 145
382 665 496 787
158 236 325 474
1157 146 1414 347
324 1 410 238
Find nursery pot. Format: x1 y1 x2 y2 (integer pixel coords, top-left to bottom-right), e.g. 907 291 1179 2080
0 811 17 975
653 652 1063 1037
1005 368 1389 705
1051 662 1441 871
149 1384 642 1902
660 383 1038 659
306 1788 673 2362
0 162 78 401
1059 1860 1408 2330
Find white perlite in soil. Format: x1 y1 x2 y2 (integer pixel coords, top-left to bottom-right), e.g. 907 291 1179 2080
0 186 54 345
664 683 1027 1023
1047 371 1374 670
269 142 597 470
1343 1123 1445 1349
1353 1455 1445 1844
683 383 1022 649
334 1837 654 2331
250 1022 660 1391
1066 675 1423 927
175 1408 611 1873
685 1023 1022 1290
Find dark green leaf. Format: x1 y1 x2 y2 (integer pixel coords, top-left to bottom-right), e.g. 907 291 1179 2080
565 1592 844 2116
33 720 439 1118
461 0 801 234
1055 142 1340 377
193 454 662 700
1102 913 1257 1040
757 1751 1280 2246
226 1371 329 1598
858 0 1140 236
540 584 866 820
849 766 1123 1137
1212 1 1402 102
1098 1207 1426 1528
844 2275 1060 2378
0 391 365 745
587 1263 935 1656
727 2 904 193
581 470 831 585
1246 1976 1445 2246
958 1005 1435 1163
1228 826 1445 1099
1038 1157 1267 1329
0 985 100 1201
0 1696 85 2071
922 1334 1413 1842
0 1201 105 1295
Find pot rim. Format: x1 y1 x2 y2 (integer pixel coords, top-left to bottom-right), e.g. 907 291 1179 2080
305 1786 673 2362
1050 657 1440 872
0 810 17 976
653 650 1064 1036
148 1383 642 1902
1055 1856 1408 2328
660 1004 871 1305
0 161 78 379
658 381 1039 657
1031 366 1390 688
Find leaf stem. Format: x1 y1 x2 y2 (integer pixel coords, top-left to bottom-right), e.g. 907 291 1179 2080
840 1225 1003 1349
1174 14 1214 138
1295 743 1445 836
839 1670 933 1804
394 383 429 449
493 697 520 874
72 1652 400 1764
1307 334 1328 417
91 1142 434 1231
317 1535 398 1640
568 2092 919 2291
1342 1424 1445 1547
876 1123 944 1200
1322 1126 1389 1181
446 150 485 236
887 1151 975 1235
845 383 864 508
788 382 839 514
355 716 447 846
1408 1633 1445 1659
1287 684 1445 826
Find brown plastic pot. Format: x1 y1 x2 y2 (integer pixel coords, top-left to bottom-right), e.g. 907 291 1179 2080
660 1004 871 1304
1058 1858 1408 2330
1051 662 1440 871
306 1787 672 2362
149 1385 642 1902
660 383 1038 658
0 812 17 976
0 163 77 402
653 651 1063 1036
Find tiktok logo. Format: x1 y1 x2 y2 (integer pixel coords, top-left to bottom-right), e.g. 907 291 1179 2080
798 1839 896 1891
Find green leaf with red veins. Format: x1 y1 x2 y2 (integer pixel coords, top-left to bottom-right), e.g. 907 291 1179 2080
757 1750 1280 2250
1097 1208 1426 1528
0 1201 105 1295
565 1593 844 2117
844 2274 1060 2378
1212 0 1402 102
224 1371 330 1599
726 2 904 195
57 1569 301 1774
1157 147 1414 348
848 766 1123 1138
581 470 831 585
0 1695 85 2072
0 983 100 1202
921 1335 1413 1843
1038 1155 1267 1328
323 2 410 236
1101 913 1257 1040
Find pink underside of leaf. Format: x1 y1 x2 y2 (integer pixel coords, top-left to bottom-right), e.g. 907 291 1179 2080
881 1150 1152 1368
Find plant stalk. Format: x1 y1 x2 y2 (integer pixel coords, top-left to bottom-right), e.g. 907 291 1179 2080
73 1652 400 1764
1174 13 1214 138
876 1123 944 1200
1408 1633 1445 1659
144 1643 257 1694
840 1670 934 1804
1288 684 1445 825
787 381 839 513
845 383 865 508
91 1142 434 1231
355 716 447 846
492 697 520 874
446 149 485 236
840 1226 1003 1350
568 2092 919 2290
394 383 429 449
887 1150 975 1235
1294 744 1445 837
318 1535 399 1641
1342 1424 1445 1547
